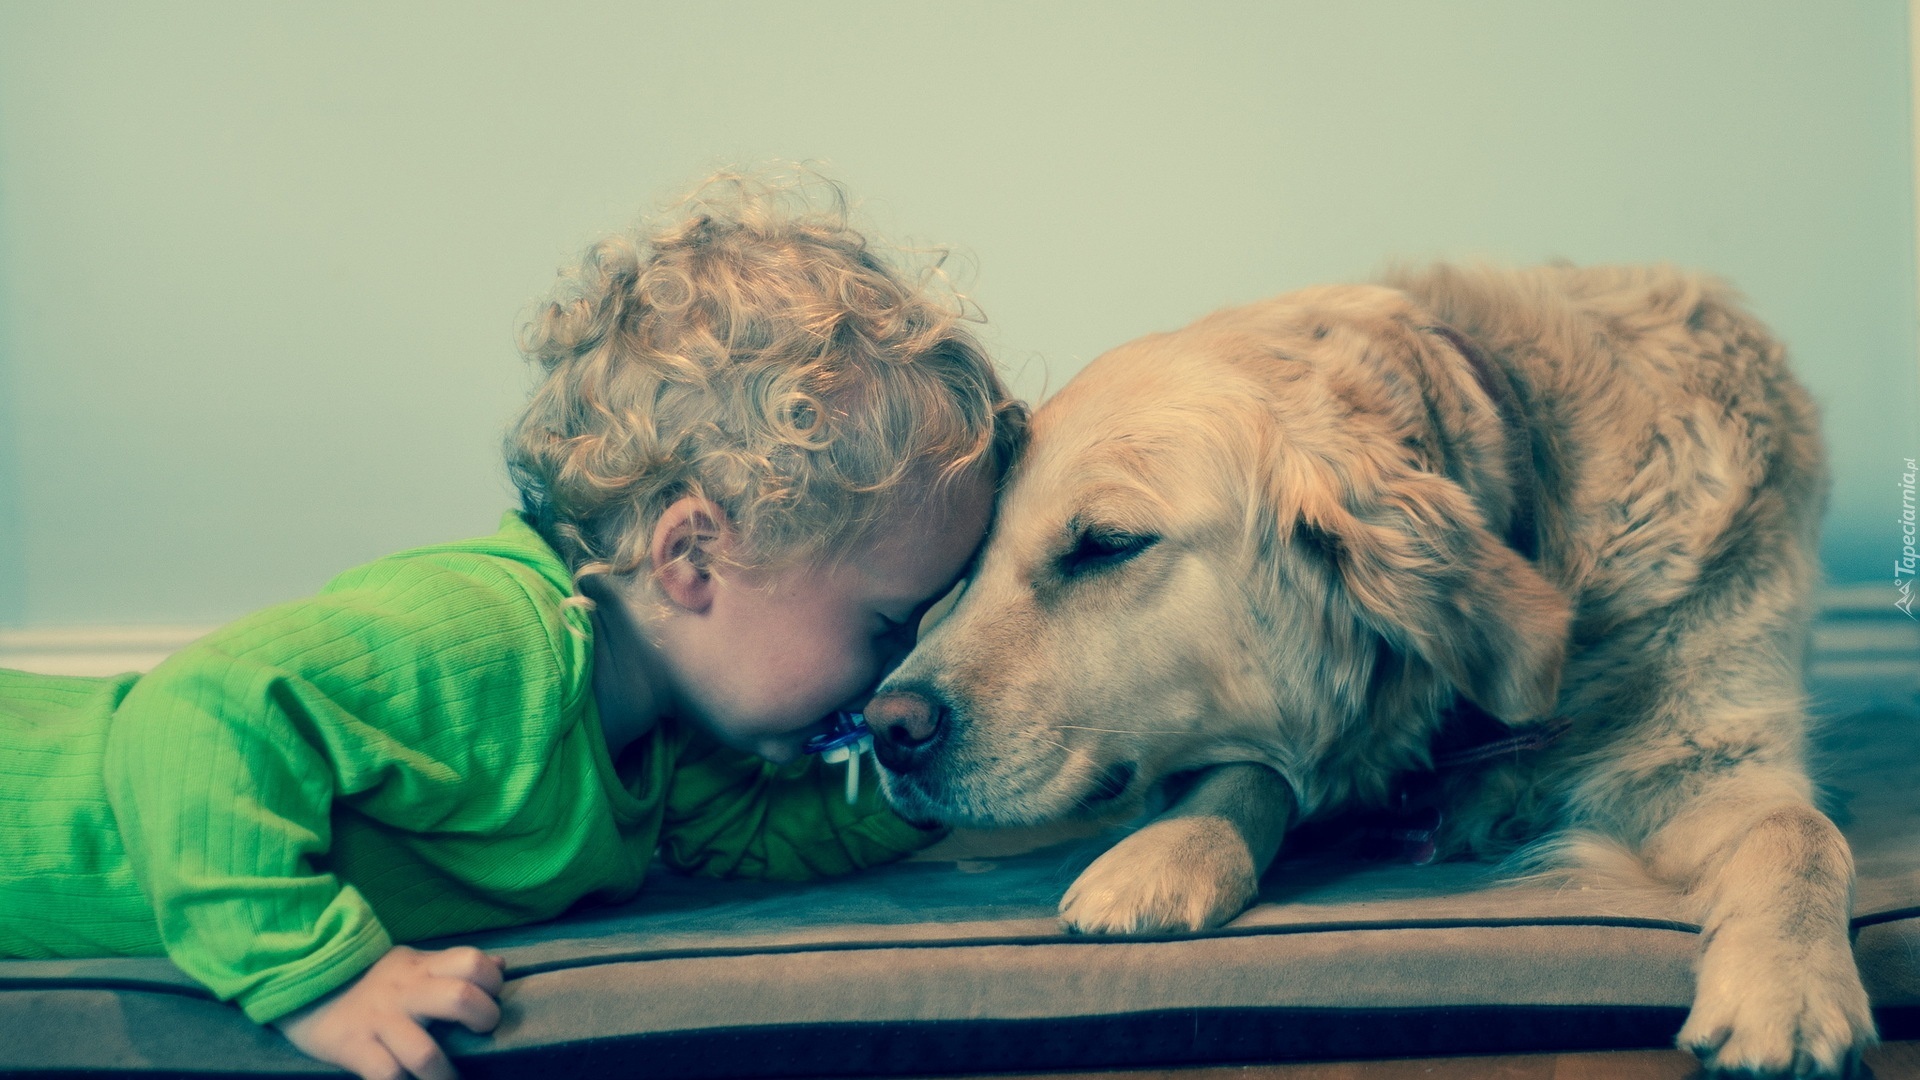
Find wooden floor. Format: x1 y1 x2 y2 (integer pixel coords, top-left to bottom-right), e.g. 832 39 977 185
942 1040 1920 1079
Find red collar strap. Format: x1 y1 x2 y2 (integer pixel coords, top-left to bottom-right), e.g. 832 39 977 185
1432 714 1574 769
1351 701 1573 865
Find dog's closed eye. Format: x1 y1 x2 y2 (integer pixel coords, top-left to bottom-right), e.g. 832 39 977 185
1058 527 1160 579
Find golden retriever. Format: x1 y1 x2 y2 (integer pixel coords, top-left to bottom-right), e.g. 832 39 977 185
865 264 1874 1077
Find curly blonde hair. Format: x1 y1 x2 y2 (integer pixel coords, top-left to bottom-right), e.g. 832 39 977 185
505 170 1027 609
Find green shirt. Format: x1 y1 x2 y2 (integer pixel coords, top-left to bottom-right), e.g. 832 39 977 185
0 512 934 1023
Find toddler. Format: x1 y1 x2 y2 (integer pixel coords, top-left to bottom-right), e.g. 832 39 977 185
0 172 1027 1080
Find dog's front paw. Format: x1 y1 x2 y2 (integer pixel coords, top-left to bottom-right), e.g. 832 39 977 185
1058 815 1259 934
1679 927 1876 1078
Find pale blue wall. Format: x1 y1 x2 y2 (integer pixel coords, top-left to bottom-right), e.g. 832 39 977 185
0 160 21 624
0 1 1913 628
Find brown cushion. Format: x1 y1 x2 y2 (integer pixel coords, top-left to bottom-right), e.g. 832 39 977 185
3 607 1915 1076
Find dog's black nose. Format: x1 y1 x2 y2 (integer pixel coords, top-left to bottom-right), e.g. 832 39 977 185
864 687 949 772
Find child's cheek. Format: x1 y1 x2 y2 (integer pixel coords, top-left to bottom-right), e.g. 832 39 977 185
772 630 866 719
833 634 882 702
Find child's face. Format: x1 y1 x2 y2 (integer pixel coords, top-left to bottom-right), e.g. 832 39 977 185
664 471 996 762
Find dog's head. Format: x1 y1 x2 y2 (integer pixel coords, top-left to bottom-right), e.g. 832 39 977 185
870 285 1572 828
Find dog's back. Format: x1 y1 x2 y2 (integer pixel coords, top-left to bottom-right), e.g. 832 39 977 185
1390 264 1826 599
1389 264 1827 676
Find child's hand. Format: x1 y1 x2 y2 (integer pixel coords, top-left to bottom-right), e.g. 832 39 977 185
272 944 506 1080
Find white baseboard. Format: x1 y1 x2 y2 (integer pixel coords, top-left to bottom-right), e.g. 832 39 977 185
0 626 215 677
1 588 1914 679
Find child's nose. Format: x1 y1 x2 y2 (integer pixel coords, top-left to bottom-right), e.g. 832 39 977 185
863 686 948 772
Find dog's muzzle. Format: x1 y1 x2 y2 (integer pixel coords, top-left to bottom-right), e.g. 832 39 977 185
863 684 952 773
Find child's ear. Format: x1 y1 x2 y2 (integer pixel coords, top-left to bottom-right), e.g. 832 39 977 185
650 496 729 614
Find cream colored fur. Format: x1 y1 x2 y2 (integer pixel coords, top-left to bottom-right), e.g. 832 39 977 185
874 264 1874 1078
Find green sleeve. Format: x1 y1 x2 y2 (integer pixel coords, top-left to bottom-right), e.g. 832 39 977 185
102 551 578 1024
103 651 394 1024
656 730 945 881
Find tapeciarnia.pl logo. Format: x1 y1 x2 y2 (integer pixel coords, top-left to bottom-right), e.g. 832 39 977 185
1897 457 1918 619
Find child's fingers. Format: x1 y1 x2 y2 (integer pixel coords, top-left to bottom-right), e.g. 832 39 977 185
375 1018 457 1080
425 946 506 995
410 976 503 1034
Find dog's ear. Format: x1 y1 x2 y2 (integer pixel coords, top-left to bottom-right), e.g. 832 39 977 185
1291 464 1570 723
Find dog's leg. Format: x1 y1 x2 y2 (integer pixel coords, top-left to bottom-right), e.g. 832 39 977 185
1634 770 1875 1078
1059 762 1292 934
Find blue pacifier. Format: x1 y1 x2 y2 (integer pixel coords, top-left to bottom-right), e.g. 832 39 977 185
804 711 873 803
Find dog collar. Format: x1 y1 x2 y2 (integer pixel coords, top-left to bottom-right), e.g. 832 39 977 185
1429 696 1573 769
1348 700 1573 865
1283 698 1573 865
1429 325 1540 561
